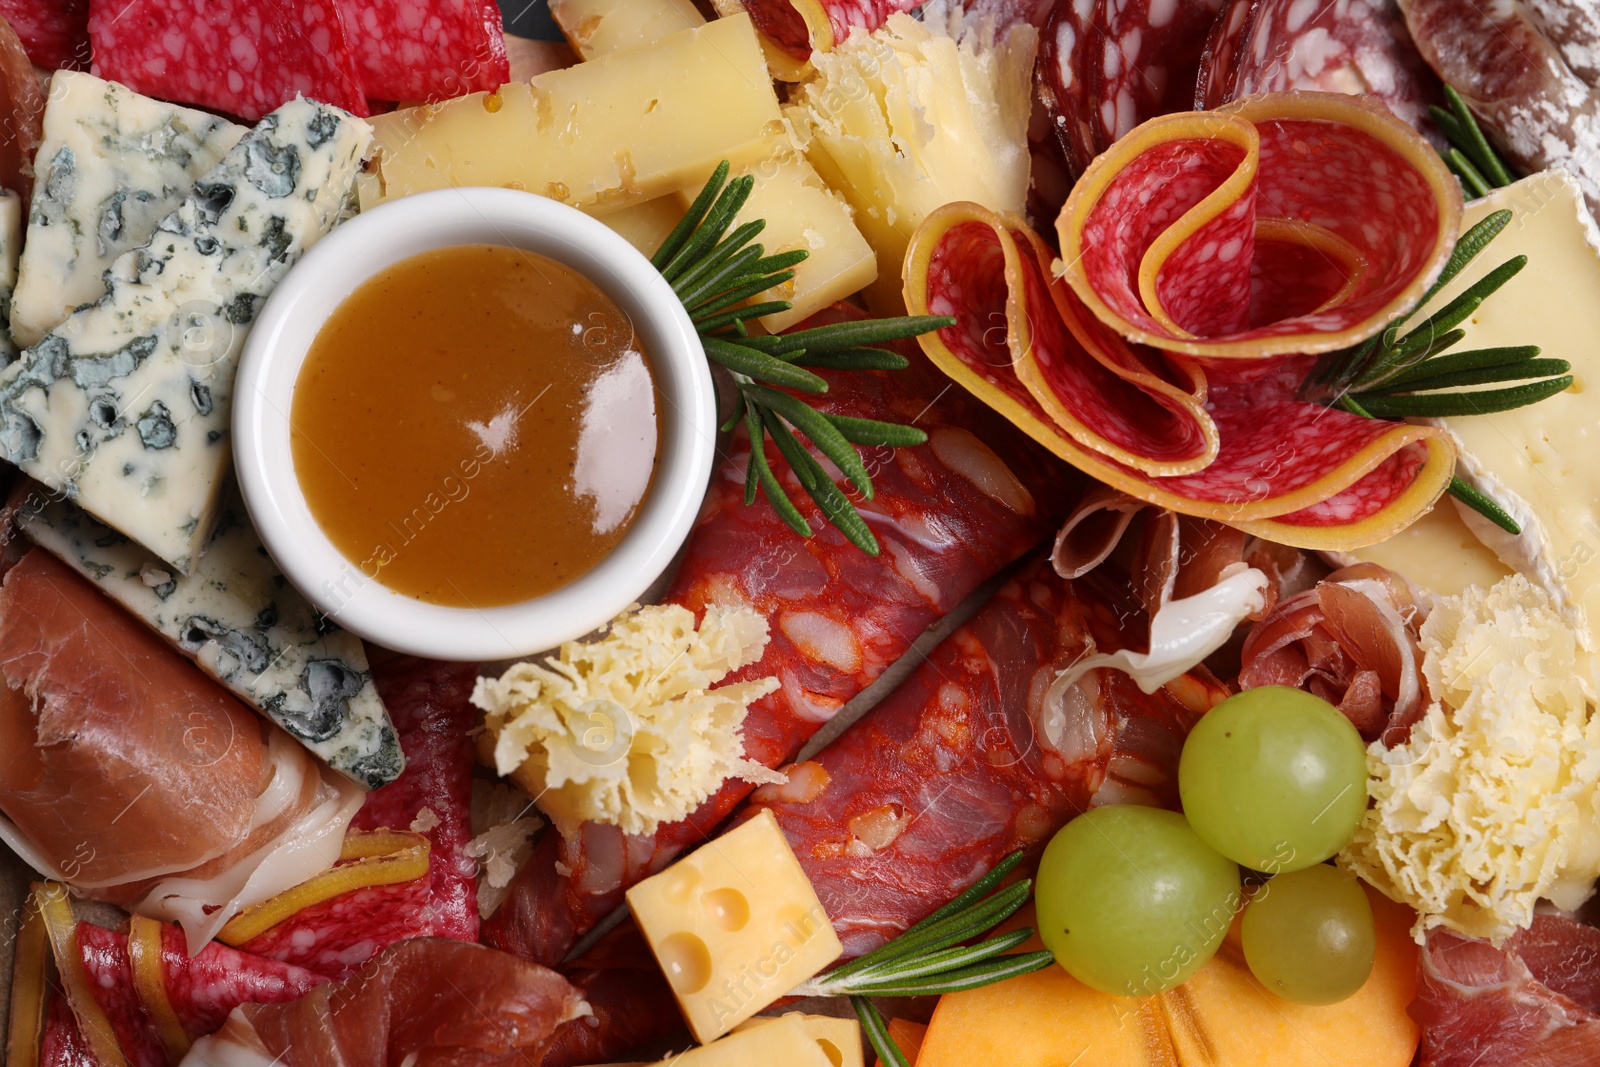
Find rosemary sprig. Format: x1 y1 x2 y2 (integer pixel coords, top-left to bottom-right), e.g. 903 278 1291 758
786 851 1056 1066
1307 172 1570 535
1431 86 1515 195
657 162 953 555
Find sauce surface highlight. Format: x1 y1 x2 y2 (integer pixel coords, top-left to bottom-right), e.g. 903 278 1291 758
292 244 659 608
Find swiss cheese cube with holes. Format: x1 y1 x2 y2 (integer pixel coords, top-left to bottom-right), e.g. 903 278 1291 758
651 1016 837 1066
735 1013 864 1067
627 810 843 1043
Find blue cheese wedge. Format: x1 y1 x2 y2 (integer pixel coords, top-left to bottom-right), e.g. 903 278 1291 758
0 98 373 574
15 483 404 787
0 189 21 366
11 71 246 349
1401 169 1600 679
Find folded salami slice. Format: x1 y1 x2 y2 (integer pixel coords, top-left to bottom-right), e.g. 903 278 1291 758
731 0 916 68
338 0 508 102
1197 0 1440 135
88 0 368 121
1400 0 1600 220
909 92 1462 550
0 0 88 69
232 657 480 978
482 306 1069 967
1040 0 1225 176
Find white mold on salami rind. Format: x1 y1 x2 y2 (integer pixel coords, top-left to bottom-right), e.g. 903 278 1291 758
0 97 373 575
15 486 404 787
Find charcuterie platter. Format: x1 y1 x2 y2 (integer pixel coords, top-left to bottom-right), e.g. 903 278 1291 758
3 1 1600 1065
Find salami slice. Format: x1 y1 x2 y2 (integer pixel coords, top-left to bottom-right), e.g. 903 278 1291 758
1040 0 1226 176
73 920 327 1062
482 305 1070 967
235 657 480 978
87 0 368 121
1400 0 1600 221
338 0 508 103
40 994 94 1067
906 193 1457 551
1196 0 1440 136
0 1 87 69
734 0 917 66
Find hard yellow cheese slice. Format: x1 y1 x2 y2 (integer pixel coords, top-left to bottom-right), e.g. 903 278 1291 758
676 156 877 333
653 1017 837 1066
735 1012 865 1067
1402 170 1600 675
627 810 843 1044
550 0 703 59
360 15 786 215
1339 500 1512 598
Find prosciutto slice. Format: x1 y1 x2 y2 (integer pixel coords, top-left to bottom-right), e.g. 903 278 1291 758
1412 914 1600 1067
0 550 359 950
1239 562 1428 744
482 305 1067 967
179 939 585 1067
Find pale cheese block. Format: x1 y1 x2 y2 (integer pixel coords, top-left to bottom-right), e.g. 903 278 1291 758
1406 169 1600 679
13 72 246 349
0 99 372 574
360 15 788 216
735 1013 865 1067
1339 498 1512 599
551 0 703 59
648 1016 835 1066
675 154 876 333
627 810 843 1044
599 196 684 258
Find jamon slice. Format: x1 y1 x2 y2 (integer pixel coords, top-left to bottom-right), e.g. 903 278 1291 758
0 0 88 69
1412 913 1600 1067
235 657 480 978
0 12 44 205
338 0 509 102
182 939 585 1067
87 0 368 120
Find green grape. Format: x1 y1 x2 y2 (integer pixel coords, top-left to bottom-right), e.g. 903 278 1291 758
1035 805 1241 998
1178 686 1368 872
1242 864 1375 1004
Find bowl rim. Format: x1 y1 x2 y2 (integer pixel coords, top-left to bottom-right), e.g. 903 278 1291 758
233 186 715 661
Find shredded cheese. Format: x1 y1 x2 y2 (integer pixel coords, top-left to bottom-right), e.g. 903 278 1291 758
466 782 543 919
473 604 782 837
1339 575 1600 943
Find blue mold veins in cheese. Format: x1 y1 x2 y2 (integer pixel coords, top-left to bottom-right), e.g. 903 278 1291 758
14 483 404 788
0 96 373 574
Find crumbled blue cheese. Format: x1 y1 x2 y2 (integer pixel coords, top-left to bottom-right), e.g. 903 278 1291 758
15 484 404 787
0 189 21 366
0 97 373 574
11 71 246 349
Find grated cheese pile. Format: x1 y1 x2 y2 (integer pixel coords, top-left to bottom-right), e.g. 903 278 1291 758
473 603 782 837
465 781 543 919
1339 575 1600 943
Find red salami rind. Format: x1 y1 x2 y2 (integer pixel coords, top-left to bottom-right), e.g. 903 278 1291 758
482 306 1070 967
88 0 368 121
1041 0 1226 177
1197 0 1440 137
338 0 508 102
1412 914 1600 1067
238 657 479 978
906 200 1455 551
0 1 88 69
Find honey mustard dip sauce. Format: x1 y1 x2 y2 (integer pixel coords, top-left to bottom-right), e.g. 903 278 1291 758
291 244 660 608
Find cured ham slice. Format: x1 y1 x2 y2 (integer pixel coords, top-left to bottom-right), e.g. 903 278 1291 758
1039 0 1226 177
482 305 1068 967
1239 562 1429 744
534 924 684 1067
1412 914 1600 1067
232 657 480 978
0 11 44 206
88 0 368 121
1400 0 1600 220
1197 0 1440 136
907 92 1462 552
0 550 361 952
533 558 1227 1064
179 939 585 1067
0 0 88 70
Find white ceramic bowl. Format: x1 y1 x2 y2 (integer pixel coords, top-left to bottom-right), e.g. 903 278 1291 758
234 187 715 661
